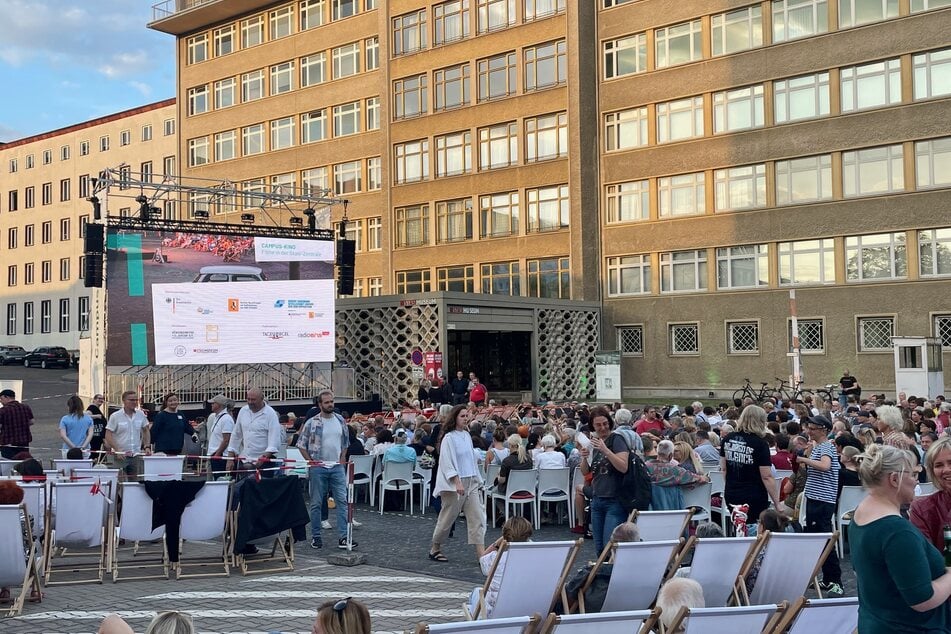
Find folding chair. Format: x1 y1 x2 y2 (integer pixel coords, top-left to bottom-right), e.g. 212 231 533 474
112 482 168 582
539 609 660 634
665 604 785 634
491 469 539 529
768 596 859 634
631 509 693 541
18 482 46 542
735 531 837 606
52 458 93 478
835 485 867 557
578 539 681 613
176 480 231 579
0 503 41 617
420 615 540 634
414 463 432 513
44 480 112 584
681 482 712 524
537 467 571 526
466 539 582 620
0 458 17 476
667 535 757 607
72 468 120 505
142 455 185 481
378 460 415 515
351 454 375 504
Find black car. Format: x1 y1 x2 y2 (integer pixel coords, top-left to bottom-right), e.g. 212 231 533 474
23 346 72 369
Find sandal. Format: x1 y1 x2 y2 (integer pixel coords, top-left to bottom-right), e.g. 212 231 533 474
428 551 448 562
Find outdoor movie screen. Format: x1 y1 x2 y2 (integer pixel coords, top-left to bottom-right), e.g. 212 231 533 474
105 228 336 366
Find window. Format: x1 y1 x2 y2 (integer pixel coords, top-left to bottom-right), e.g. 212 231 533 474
394 139 430 183
332 43 359 79
241 16 264 47
332 0 356 20
59 258 70 281
843 145 904 197
773 72 830 123
527 185 569 232
79 215 89 238
779 238 835 285
7 191 17 212
395 205 430 247
618 325 644 356
100 135 109 151
300 53 327 88
24 263 33 285
366 96 381 130
393 75 427 118
7 265 15 287
434 64 471 111
435 131 472 176
301 167 328 195
655 20 702 68
478 0 516 33
918 228 951 277
527 257 570 298
480 191 519 237
604 107 648 152
607 255 651 296
436 198 473 243
775 154 833 205
41 221 52 243
79 174 90 198
164 119 175 136
187 33 208 63
7 227 16 249
333 161 362 194
367 156 382 191
41 182 52 205
271 61 294 94
365 37 379 70
301 0 326 29
669 323 700 355
913 48 951 100
214 130 236 161
42 149 52 164
715 164 767 212
270 6 294 38
7 158 17 173
396 269 432 293
524 40 567 91
59 178 70 202
301 110 327 144
656 96 704 143
790 318 825 352
141 124 152 141
437 265 475 292
727 321 760 354
23 187 33 209
712 6 763 56
242 69 265 102
839 0 898 28
23 302 33 335
716 245 769 289
435 0 470 45
481 261 520 295
526 0 565 19
59 218 70 241
80 140 89 155
60 145 70 161
5 304 14 336
214 78 236 109
841 58 901 112
526 112 568 162
772 0 828 42
243 124 265 156
188 137 210 166
333 101 360 136
605 180 650 223
476 123 517 171
188 85 209 115
603 33 646 79
368 277 383 296
41 260 51 282
213 25 234 56
477 52 516 101
24 224 33 246
846 232 907 281
912 0 951 10
367 217 382 250
40 300 51 334
713 85 765 133
240 179 265 209
916 137 951 189
121 129 132 146
393 10 426 55
79 296 90 332
660 250 708 292
658 172 705 217
858 316 894 351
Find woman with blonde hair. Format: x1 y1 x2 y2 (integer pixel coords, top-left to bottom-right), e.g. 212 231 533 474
673 440 703 474
720 405 783 530
495 434 533 494
312 597 371 634
910 436 951 551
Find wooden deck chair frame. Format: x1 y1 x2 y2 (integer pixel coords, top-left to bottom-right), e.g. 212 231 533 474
665 603 786 634
577 539 682 613
232 515 295 577
465 538 582 621
419 614 541 633
0 503 42 617
538 608 660 634
175 480 232 579
629 509 694 541
18 482 46 546
734 531 838 606
111 482 168 582
766 596 859 634
666 535 758 608
43 480 113 585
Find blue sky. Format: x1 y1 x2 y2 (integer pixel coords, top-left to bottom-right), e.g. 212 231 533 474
0 0 176 143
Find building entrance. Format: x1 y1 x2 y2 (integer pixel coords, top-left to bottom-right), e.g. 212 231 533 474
447 330 532 394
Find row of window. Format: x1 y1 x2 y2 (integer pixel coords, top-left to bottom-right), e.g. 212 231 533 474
4 297 89 337
393 256 570 298
602 0 951 79
605 227 951 297
4 216 88 249
603 137 950 223
7 256 85 287
604 47 950 153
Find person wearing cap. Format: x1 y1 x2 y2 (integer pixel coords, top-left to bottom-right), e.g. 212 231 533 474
383 429 417 465
0 389 35 459
206 394 234 479
800 413 843 595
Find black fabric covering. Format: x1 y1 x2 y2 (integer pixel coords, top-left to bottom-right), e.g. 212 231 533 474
232 476 309 551
143 480 206 562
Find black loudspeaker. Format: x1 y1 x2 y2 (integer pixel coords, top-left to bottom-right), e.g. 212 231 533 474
337 265 355 296
84 255 104 288
84 223 105 254
336 239 356 267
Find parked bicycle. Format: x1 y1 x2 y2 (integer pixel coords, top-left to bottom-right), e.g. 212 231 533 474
732 378 772 403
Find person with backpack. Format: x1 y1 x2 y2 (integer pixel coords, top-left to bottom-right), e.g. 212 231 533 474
578 406 631 554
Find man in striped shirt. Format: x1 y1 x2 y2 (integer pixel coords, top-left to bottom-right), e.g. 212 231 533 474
800 414 842 595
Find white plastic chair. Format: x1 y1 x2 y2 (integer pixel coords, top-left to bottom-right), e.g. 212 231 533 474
413 463 432 513
113 482 167 581
774 469 794 500
44 480 111 584
671 536 758 607
835 485 868 557
682 481 712 523
142 455 185 481
491 469 539 529
424 615 538 633
917 481 936 496
632 509 693 541
378 460 415 515
665 604 783 634
0 503 41 616
579 539 681 613
350 454 374 504
773 596 859 634
737 531 836 606
537 467 571 526
177 480 231 578
53 458 93 478
486 463 502 492
540 609 659 634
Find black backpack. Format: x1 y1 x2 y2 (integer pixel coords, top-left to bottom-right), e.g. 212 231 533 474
611 431 652 513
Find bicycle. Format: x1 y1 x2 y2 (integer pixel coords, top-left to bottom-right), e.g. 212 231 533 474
774 378 815 404
733 378 772 404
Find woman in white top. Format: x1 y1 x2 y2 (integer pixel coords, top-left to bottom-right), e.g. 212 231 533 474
534 434 567 470
485 427 510 466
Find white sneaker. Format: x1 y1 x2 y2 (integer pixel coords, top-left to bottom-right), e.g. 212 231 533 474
321 520 332 529
351 519 362 527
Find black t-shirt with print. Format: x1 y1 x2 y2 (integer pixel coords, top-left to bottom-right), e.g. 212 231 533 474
720 431 771 506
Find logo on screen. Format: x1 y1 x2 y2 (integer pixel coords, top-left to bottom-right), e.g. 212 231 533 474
263 331 290 340
228 298 239 312
174 345 187 357
274 300 285 308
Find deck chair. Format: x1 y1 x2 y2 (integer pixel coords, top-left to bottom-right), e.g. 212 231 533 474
539 609 660 634
284 447 309 479
0 458 17 476
176 480 231 579
142 455 185 481
835 486 867 557
537 467 571 526
53 458 93 478
668 535 757 607
735 531 836 606
19 482 46 541
72 468 120 504
578 539 681 613
112 482 168 582
665 604 785 634
681 482 712 523
768 596 859 634
44 480 112 584
466 539 582 620
351 454 375 504
0 503 41 617
491 469 539 529
631 509 693 541
378 460 415 515
421 615 540 633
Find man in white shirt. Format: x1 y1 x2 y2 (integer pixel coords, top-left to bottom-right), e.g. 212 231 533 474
225 387 282 478
105 390 151 480
206 394 235 480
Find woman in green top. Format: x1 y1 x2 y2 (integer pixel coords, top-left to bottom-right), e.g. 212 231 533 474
850 444 951 633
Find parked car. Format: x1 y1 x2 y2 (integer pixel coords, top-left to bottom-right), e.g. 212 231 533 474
192 265 266 282
69 349 80 368
23 346 72 369
0 346 27 365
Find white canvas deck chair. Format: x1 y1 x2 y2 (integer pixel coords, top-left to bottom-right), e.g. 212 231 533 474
111 482 168 582
735 531 837 606
19 482 46 542
539 609 660 634
43 480 112 584
71 468 120 505
630 509 693 541
420 615 541 634
665 604 785 634
0 503 41 617
176 480 231 579
578 539 681 613
0 458 17 476
142 455 185 481
52 458 92 479
768 596 859 634
465 539 582 621
667 535 757 607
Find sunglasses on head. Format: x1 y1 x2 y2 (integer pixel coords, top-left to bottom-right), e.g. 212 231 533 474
333 597 351 624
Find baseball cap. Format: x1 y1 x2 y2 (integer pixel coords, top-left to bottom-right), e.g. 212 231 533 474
395 428 407 437
208 394 232 407
806 414 833 430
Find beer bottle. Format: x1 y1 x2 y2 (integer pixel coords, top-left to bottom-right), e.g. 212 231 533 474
943 525 951 567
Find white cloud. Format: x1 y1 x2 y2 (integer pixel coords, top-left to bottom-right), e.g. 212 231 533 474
128 80 153 97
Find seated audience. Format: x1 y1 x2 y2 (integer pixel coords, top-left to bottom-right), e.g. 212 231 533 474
467 516 533 617
646 440 708 510
559 522 641 613
656 577 705 633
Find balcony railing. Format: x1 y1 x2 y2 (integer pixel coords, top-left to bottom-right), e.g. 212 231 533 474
151 0 216 21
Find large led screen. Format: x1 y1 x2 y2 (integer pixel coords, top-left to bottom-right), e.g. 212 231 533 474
106 229 334 366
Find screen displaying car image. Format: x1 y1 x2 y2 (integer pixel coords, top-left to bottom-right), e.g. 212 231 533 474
105 228 335 366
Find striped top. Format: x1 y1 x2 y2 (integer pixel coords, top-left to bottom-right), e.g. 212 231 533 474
804 441 840 504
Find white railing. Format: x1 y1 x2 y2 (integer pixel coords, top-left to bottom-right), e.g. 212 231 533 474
152 0 217 21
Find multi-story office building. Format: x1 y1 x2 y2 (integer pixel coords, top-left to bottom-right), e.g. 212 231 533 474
0 100 177 352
